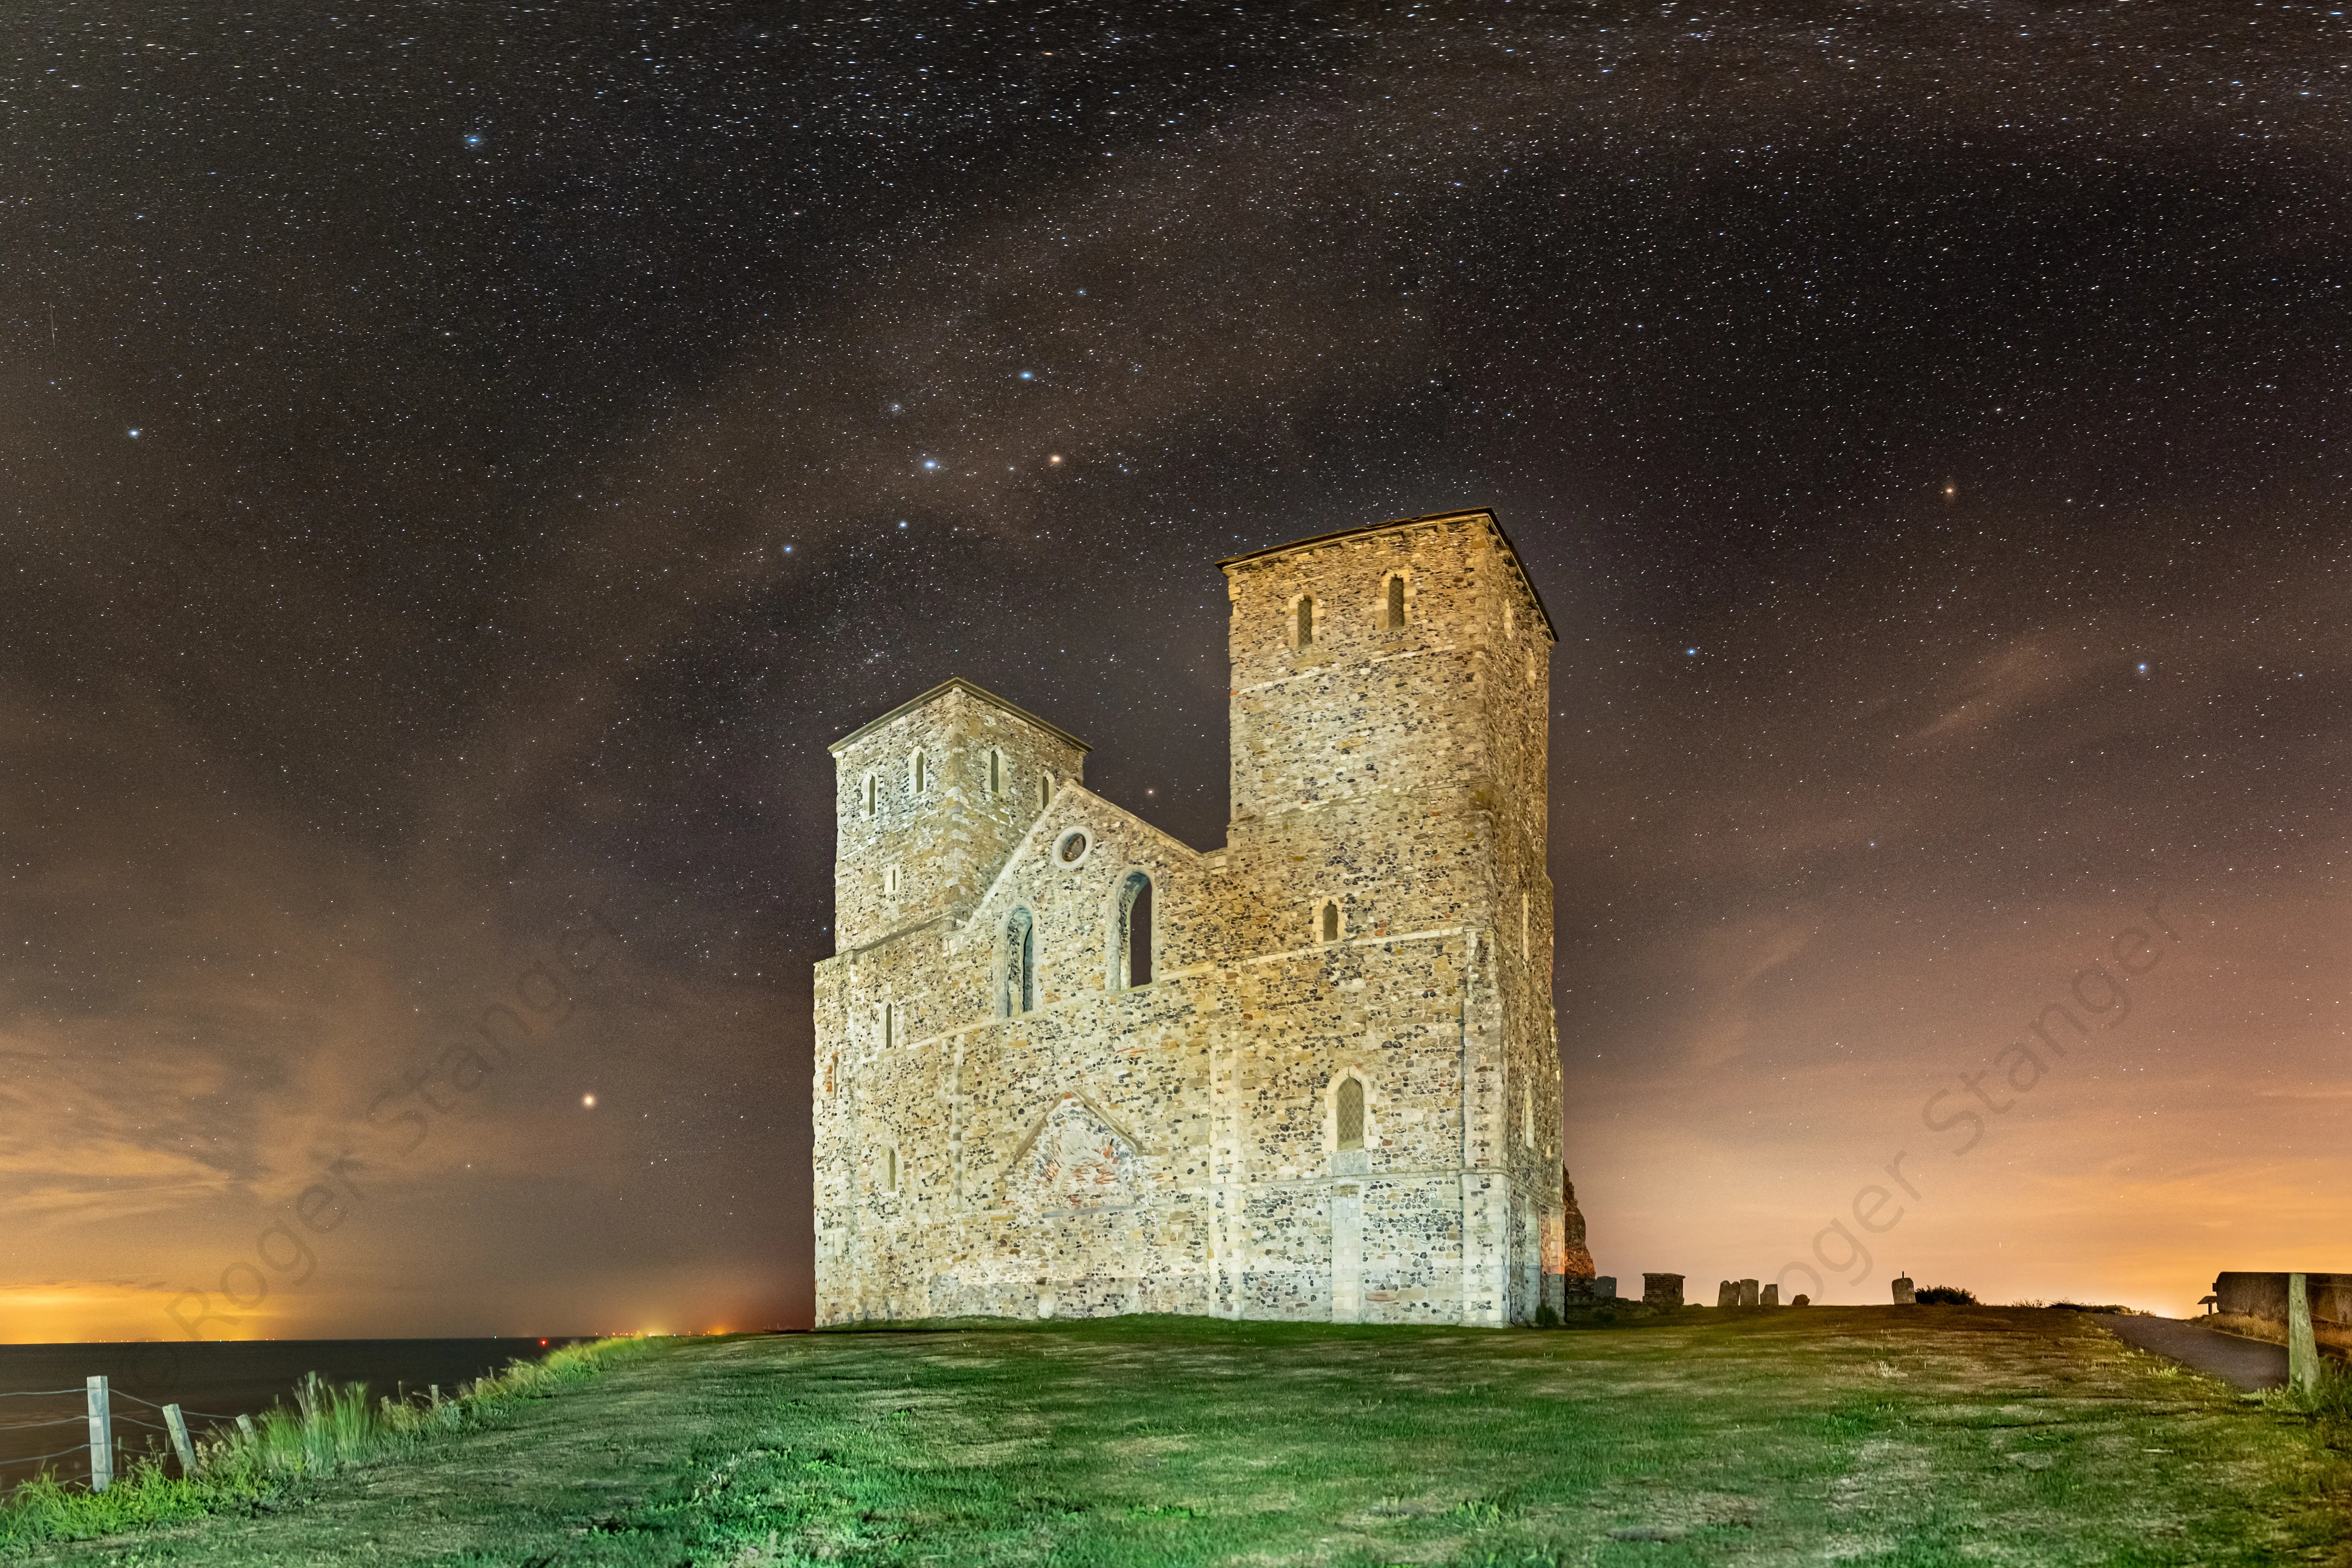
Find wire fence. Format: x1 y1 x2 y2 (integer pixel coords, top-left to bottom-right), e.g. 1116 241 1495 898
113 1389 240 1421
4 1444 89 1468
1 1379 250 1496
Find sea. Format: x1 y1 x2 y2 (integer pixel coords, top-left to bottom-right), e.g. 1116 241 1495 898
0 1338 585 1489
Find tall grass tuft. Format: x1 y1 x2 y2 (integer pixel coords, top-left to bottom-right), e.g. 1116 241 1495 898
2 1335 656 1549
2269 1358 2352 1426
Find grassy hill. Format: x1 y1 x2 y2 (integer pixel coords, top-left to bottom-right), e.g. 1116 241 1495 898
12 1307 2350 1565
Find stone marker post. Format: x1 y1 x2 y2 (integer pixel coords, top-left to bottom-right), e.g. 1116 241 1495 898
162 1403 198 1475
84 1375 112 1494
2289 1272 2320 1398
1717 1279 1737 1308
1642 1273 1685 1309
1891 1275 1916 1305
1738 1279 1760 1308
1761 1283 1779 1307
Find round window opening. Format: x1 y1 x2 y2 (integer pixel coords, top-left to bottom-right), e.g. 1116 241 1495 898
1057 829 1090 865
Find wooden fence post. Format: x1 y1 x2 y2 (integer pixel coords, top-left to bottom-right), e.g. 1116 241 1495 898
84 1375 112 1494
2289 1272 2320 1397
163 1403 198 1475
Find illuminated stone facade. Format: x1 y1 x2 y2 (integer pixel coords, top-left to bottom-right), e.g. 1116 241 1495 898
811 508 1567 1325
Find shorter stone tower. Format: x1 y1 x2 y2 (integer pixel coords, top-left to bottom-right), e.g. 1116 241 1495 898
810 508 1567 1325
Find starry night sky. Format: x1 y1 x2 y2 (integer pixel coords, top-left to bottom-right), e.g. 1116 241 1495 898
4 2 2346 1338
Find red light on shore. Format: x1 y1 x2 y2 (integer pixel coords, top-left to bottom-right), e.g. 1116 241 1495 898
539 1338 549 1346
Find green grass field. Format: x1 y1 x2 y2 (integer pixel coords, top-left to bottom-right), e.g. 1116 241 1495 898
11 1307 2351 1566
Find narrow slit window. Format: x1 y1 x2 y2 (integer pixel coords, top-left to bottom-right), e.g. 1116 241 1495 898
910 750 928 794
1386 575 1406 629
987 748 1002 796
1039 774 1053 812
882 1002 894 1050
1336 1077 1365 1151
1004 908 1036 1016
1296 595 1315 648
882 1145 899 1193
1320 900 1340 944
1521 1084 1534 1149
1117 872 1153 989
860 773 876 815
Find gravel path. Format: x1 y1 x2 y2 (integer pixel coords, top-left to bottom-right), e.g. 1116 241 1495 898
2096 1314 2287 1392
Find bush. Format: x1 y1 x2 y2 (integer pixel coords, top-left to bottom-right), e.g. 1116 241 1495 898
1914 1286 1979 1306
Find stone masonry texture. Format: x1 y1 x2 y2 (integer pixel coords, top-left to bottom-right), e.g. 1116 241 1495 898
812 508 1567 1326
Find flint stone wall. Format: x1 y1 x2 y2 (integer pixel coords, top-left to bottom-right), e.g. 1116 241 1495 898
813 511 1563 1327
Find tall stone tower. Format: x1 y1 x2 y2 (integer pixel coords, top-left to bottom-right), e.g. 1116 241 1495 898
829 679 1088 951
1216 510 1559 1321
810 508 1567 1327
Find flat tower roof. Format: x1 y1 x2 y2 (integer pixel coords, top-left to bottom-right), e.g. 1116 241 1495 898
829 677 1092 756
1215 506 1556 641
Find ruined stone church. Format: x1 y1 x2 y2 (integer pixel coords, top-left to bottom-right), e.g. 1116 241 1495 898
812 507 1572 1326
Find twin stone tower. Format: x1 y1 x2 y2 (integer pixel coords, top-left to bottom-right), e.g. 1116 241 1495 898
812 507 1573 1326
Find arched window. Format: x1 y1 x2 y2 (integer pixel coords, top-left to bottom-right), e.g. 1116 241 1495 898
986 748 1002 797
1336 1076 1365 1151
1116 872 1153 989
1386 575 1406 630
910 750 928 794
882 1144 899 1193
1004 908 1036 1016
1296 594 1316 648
860 773 876 815
1319 899 1340 944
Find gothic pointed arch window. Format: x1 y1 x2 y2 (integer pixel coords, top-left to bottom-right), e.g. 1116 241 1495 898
986 747 1003 797
1335 1075 1365 1151
1385 574 1407 630
1003 908 1036 1016
910 749 929 795
1115 871 1153 990
859 773 876 816
1319 899 1341 944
